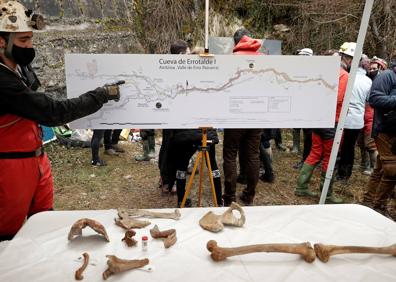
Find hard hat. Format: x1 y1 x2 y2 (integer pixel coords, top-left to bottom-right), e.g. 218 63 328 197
297 48 313 56
0 0 45 33
371 56 388 70
339 42 356 57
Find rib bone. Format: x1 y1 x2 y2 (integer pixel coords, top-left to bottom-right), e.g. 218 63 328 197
122 230 138 247
102 255 149 280
118 208 181 220
207 240 316 263
68 218 110 242
75 252 89 280
314 243 396 262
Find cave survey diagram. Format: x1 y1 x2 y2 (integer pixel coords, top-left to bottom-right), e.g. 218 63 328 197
65 54 340 129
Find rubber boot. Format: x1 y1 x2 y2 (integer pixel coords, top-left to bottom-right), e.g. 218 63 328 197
363 150 378 175
320 172 343 204
260 147 275 183
295 163 317 197
147 135 156 159
360 147 370 172
135 139 150 161
292 129 300 153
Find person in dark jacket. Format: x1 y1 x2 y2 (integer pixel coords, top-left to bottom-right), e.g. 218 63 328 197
222 28 262 206
0 1 122 240
171 129 222 207
362 60 396 215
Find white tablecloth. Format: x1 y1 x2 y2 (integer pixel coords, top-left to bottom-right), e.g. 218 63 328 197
0 204 395 282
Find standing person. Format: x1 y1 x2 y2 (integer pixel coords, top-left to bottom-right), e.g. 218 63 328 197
294 43 353 203
90 129 124 166
358 56 388 175
361 60 396 214
172 128 222 207
222 28 262 206
158 40 191 194
0 1 122 240
336 55 372 181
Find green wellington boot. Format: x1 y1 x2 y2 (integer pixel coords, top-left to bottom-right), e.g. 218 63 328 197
135 140 150 161
320 172 343 204
295 163 318 197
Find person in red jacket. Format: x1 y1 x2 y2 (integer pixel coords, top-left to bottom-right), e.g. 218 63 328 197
0 1 122 240
222 28 262 206
294 43 354 203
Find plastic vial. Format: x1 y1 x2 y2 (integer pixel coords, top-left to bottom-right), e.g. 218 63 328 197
142 236 148 251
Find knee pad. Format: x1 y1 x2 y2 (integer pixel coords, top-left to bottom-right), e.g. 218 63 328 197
212 169 221 178
176 170 186 180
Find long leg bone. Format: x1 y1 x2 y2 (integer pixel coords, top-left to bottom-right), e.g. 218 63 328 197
118 208 181 220
122 230 138 247
314 243 396 262
114 218 151 229
150 225 177 248
68 218 110 242
75 252 89 280
207 240 316 263
102 255 149 280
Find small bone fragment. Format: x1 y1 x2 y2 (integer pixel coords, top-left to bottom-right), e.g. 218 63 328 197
164 231 177 248
75 252 89 280
122 230 137 247
150 224 176 238
199 212 223 232
114 218 151 229
102 255 149 280
199 202 246 232
119 208 181 220
150 225 177 248
207 240 316 263
68 218 110 242
221 202 245 227
314 243 396 263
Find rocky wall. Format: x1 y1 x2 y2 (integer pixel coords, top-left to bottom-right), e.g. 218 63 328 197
20 0 131 19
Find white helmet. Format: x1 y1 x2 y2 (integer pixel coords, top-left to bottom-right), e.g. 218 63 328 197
0 0 44 33
339 42 356 57
297 48 313 56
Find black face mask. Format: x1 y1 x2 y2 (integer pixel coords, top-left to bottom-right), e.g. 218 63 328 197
367 70 379 80
11 45 35 66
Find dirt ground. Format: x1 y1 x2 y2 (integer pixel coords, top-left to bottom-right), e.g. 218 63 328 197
47 130 375 212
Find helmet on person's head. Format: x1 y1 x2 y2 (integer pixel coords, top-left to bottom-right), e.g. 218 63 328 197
371 56 388 70
0 0 45 33
297 48 313 56
339 42 356 57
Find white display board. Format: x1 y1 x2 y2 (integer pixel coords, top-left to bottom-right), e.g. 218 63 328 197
65 54 340 129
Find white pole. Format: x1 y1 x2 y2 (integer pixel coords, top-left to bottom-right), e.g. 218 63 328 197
205 0 209 53
319 0 374 204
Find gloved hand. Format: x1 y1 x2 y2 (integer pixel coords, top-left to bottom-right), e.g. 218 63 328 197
102 80 125 101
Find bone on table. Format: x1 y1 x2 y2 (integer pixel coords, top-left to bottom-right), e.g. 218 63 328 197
75 252 89 280
314 243 396 262
122 229 138 247
207 240 316 263
102 255 149 280
68 218 110 242
150 225 177 248
118 208 181 220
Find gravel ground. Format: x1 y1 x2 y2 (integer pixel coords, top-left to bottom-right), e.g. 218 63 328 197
47 130 379 213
